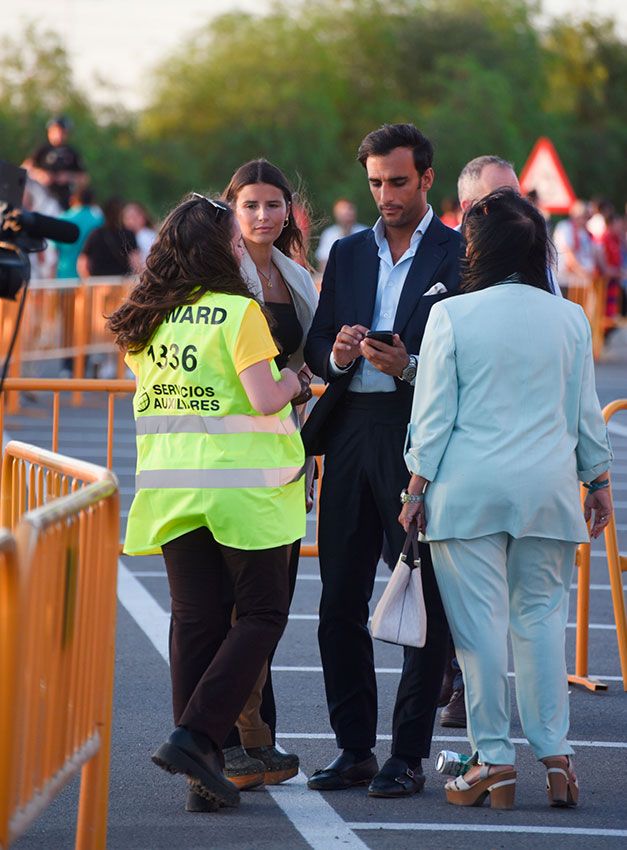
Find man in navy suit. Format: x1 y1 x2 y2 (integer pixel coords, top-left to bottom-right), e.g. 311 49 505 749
303 124 461 797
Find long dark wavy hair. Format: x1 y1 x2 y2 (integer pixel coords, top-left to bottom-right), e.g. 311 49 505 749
461 189 555 293
222 159 307 261
107 195 253 352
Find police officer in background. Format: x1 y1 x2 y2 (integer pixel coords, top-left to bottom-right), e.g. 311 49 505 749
108 194 306 811
30 116 88 210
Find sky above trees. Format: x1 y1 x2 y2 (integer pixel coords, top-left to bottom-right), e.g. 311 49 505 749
2 0 626 228
7 0 627 108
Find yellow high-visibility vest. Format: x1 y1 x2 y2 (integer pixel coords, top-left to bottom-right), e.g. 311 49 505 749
124 292 305 554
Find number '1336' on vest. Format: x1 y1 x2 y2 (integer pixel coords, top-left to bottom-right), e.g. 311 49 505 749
123 292 306 554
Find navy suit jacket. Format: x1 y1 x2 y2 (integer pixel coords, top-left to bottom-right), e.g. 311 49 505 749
302 215 462 455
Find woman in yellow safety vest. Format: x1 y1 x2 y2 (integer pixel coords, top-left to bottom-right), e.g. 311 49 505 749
197 159 318 799
108 194 306 811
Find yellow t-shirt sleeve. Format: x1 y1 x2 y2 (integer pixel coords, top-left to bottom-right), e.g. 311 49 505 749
124 352 139 376
232 300 279 374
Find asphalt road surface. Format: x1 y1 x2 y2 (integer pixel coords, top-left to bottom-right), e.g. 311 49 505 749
8 331 627 850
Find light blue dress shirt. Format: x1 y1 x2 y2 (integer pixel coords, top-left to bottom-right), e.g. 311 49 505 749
405 283 612 543
330 206 433 392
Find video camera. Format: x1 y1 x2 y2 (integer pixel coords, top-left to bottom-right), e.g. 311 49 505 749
0 159 79 299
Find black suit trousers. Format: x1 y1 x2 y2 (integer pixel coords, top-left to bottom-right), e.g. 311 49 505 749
317 392 449 759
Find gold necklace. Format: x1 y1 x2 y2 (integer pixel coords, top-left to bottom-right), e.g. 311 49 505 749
255 263 274 288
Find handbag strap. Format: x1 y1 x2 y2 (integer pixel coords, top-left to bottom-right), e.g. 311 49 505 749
400 522 421 570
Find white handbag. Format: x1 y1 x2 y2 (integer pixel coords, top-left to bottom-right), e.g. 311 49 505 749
371 523 427 648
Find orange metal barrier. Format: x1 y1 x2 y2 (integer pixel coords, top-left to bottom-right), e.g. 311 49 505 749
0 276 135 414
0 378 135 469
566 273 620 361
569 399 627 692
0 442 119 849
0 530 19 849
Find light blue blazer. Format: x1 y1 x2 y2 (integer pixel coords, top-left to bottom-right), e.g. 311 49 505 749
404 283 612 543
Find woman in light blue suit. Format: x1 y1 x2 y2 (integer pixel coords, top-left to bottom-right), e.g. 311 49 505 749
400 190 613 810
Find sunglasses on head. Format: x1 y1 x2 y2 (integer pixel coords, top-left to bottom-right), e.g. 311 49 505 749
191 192 229 218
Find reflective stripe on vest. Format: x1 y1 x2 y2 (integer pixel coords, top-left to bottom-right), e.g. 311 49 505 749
136 466 304 490
136 413 296 436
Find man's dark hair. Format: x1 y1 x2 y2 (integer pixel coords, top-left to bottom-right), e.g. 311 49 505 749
357 124 434 174
461 189 554 293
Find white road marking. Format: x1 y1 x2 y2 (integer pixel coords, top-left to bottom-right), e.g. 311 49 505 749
347 822 627 838
285 614 617 629
130 570 626 594
117 561 169 661
277 733 627 749
266 774 369 850
270 666 624 682
116 561 368 850
609 421 627 438
115 587 620 632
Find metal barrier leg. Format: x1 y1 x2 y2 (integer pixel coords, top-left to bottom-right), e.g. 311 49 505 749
604 513 627 691
568 541 608 691
72 285 87 407
75 499 118 850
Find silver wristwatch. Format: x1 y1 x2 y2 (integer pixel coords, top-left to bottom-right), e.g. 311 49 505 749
400 488 424 504
401 354 418 384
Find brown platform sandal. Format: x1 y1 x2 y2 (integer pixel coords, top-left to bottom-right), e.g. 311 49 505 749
445 764 516 809
543 756 579 807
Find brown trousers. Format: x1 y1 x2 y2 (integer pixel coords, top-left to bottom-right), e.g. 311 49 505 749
232 611 273 747
233 539 301 747
162 526 290 750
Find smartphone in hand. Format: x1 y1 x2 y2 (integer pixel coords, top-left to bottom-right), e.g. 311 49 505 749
365 330 394 346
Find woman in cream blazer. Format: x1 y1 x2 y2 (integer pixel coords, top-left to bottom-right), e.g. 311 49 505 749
183 159 318 802
400 190 612 811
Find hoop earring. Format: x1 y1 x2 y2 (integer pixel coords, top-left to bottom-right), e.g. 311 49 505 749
283 217 289 229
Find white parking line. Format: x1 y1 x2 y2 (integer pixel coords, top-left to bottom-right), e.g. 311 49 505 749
266 775 369 850
285 614 617 629
347 823 627 838
609 421 627 438
276 733 627 749
129 570 627 594
271 666 624 682
117 579 621 633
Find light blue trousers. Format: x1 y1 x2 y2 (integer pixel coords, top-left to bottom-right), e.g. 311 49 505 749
430 533 577 765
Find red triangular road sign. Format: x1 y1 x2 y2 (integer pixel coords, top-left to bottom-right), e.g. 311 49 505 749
519 137 576 214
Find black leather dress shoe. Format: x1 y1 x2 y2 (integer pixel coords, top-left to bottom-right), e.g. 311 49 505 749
368 756 426 798
151 727 240 808
307 751 378 791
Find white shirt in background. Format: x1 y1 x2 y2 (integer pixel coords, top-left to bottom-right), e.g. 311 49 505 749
315 222 367 265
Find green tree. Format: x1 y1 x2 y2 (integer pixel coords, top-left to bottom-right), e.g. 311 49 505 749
140 0 562 220
0 26 159 213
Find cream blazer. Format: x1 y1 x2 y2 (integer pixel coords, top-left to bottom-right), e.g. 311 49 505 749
405 283 612 543
240 247 318 373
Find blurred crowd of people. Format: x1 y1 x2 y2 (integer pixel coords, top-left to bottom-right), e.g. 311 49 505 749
553 198 627 319
19 116 627 326
21 115 156 282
